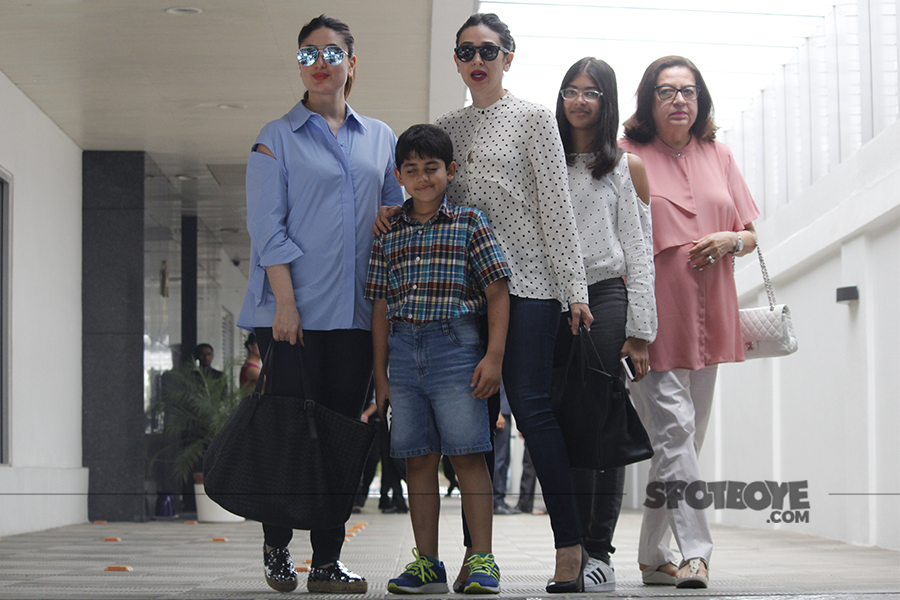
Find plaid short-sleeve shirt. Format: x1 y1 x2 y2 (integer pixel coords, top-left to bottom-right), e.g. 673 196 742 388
365 197 511 324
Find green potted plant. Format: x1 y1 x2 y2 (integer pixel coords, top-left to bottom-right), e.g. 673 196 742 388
148 362 245 521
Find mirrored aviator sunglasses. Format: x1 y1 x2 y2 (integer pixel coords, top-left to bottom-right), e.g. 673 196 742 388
454 44 508 62
297 45 346 67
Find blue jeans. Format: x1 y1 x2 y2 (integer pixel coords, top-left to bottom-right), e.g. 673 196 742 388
504 295 582 548
388 315 492 457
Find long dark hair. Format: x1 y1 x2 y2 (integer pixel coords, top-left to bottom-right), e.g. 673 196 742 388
556 57 622 180
298 14 355 101
455 13 516 52
623 55 716 144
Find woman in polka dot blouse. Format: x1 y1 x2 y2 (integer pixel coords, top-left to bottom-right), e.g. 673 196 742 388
376 12 594 593
436 12 594 594
554 57 657 592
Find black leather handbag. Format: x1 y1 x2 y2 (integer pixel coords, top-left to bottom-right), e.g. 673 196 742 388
552 325 653 471
202 345 376 530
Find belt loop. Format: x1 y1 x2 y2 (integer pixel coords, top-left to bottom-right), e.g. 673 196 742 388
441 319 451 335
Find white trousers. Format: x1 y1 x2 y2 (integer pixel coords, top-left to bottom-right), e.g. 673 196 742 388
629 366 717 567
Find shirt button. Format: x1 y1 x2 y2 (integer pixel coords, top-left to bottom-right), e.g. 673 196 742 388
415 256 421 262
411 285 418 290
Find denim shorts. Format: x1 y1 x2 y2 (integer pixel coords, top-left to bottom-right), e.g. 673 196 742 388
387 314 492 458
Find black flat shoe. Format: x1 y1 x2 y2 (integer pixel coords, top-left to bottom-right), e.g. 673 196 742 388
546 546 588 594
307 560 367 594
263 545 298 592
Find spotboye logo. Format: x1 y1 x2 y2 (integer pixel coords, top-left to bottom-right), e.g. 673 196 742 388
645 480 810 523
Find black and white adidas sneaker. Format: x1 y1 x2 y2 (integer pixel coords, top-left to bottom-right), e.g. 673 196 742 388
584 557 615 592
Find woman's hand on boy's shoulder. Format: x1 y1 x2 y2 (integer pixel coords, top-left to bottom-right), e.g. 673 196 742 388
373 205 403 236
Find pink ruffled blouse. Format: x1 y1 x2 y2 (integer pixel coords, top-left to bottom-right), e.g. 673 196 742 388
619 136 760 372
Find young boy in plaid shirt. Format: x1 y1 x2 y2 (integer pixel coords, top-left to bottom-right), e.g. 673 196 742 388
365 124 510 594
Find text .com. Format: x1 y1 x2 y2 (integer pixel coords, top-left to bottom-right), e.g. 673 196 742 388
645 480 810 523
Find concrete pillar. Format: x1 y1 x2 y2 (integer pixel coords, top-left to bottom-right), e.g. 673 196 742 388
82 151 146 522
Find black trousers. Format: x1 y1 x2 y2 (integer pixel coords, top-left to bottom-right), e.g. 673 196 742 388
255 327 373 567
556 278 628 562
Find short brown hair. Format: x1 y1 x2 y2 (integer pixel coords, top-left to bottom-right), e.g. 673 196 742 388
623 55 717 144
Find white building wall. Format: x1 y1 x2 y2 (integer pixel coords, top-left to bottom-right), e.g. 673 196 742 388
715 120 900 550
0 68 88 535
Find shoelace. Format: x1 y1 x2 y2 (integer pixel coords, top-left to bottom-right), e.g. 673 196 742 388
466 553 499 578
403 549 439 582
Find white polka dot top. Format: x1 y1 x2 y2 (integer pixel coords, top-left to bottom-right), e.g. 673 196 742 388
568 153 657 342
435 93 588 307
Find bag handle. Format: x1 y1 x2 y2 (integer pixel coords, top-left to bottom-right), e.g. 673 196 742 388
577 323 614 380
560 324 616 394
254 337 319 439
255 336 314 403
734 238 778 311
754 243 778 310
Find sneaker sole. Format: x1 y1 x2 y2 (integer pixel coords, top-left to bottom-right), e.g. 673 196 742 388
584 581 615 592
464 582 500 594
265 577 298 593
307 580 368 594
387 582 449 594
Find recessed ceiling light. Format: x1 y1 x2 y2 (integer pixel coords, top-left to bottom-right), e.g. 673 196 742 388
165 7 202 15
217 103 247 110
175 174 199 181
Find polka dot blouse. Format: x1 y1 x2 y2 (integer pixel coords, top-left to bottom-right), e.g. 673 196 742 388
568 153 657 342
435 93 588 307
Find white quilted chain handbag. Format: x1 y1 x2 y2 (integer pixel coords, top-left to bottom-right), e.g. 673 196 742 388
739 244 799 359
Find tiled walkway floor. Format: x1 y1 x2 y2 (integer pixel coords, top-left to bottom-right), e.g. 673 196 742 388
0 499 897 599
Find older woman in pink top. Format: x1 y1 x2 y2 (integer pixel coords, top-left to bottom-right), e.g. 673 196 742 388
619 56 759 589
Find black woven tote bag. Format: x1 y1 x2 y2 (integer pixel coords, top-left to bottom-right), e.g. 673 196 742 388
552 325 654 471
202 346 376 530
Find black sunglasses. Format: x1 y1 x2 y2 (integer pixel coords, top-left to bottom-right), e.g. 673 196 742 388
454 44 510 63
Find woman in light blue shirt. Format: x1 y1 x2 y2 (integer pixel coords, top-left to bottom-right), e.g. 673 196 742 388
237 14 403 595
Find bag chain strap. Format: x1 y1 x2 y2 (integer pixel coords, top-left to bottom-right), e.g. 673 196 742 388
733 237 778 310
755 243 778 310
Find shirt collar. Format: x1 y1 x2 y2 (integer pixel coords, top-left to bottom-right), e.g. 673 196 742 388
397 196 455 226
287 100 366 132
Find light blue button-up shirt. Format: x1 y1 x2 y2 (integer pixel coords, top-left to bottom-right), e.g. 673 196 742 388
237 101 404 332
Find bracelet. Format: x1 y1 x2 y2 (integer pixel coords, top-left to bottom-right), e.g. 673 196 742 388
729 232 744 254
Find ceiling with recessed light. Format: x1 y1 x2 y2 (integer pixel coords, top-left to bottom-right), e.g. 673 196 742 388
0 0 438 271
0 0 841 273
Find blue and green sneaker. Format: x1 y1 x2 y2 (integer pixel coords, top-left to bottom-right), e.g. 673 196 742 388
464 552 500 594
388 548 449 594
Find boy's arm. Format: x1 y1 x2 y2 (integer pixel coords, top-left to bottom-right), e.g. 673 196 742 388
372 298 391 418
470 278 509 399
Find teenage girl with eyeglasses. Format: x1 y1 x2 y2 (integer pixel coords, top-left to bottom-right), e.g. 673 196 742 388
237 13 403 595
554 56 657 592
